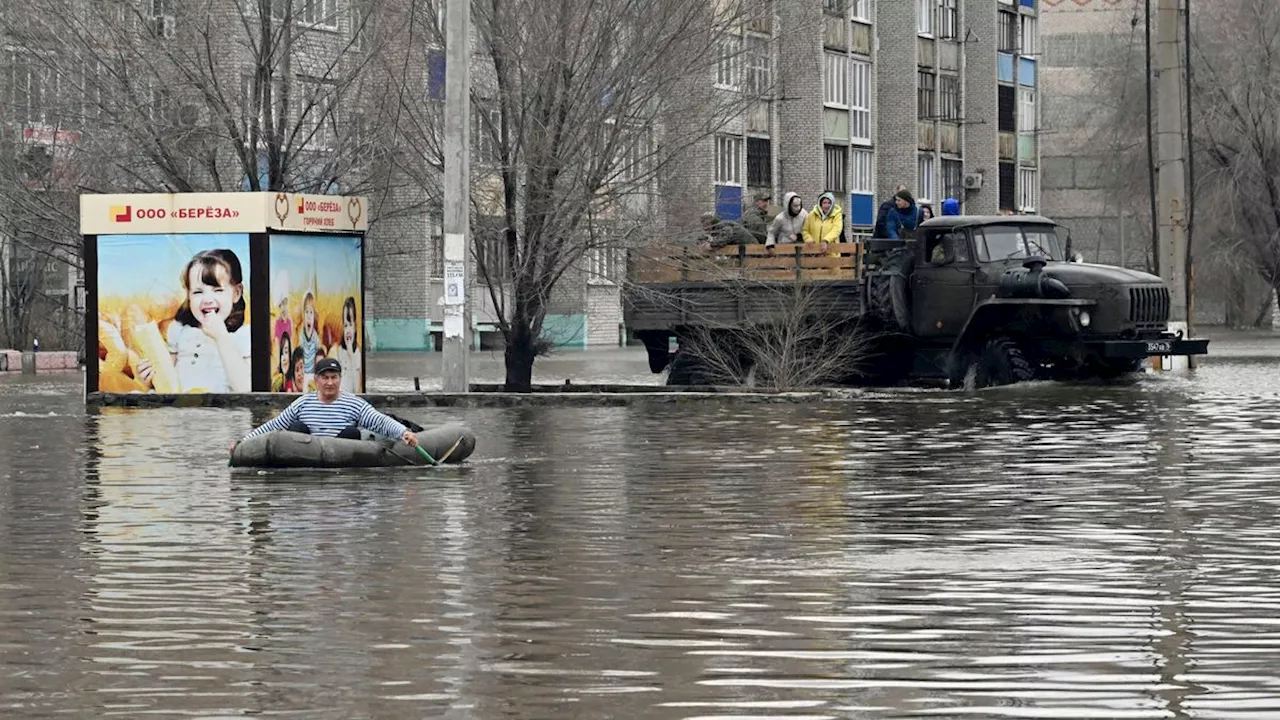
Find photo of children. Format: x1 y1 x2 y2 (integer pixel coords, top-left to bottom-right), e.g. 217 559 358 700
268 234 363 393
97 234 253 394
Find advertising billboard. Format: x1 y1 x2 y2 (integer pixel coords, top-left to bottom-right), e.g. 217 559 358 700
96 233 252 394
268 234 364 393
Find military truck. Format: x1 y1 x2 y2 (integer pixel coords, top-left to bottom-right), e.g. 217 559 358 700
623 214 1209 389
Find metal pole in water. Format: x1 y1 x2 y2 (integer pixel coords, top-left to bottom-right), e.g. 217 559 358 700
441 0 471 392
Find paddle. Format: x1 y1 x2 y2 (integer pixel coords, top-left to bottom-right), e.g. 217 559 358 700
414 445 438 465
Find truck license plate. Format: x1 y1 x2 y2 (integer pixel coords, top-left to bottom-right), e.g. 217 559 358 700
1146 340 1173 353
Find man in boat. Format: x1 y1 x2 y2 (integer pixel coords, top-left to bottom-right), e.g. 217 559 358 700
234 357 420 449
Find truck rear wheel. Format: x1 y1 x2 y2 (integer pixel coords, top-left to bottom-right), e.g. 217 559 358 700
867 249 913 333
956 336 1035 389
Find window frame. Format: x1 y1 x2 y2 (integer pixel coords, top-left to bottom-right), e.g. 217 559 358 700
825 144 849 195
850 58 872 145
715 134 744 186
824 51 850 108
917 153 936 204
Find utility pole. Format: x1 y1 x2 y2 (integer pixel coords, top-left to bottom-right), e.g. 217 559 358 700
1155 0 1188 335
441 0 471 392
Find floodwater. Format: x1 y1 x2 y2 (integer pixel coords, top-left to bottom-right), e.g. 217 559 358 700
2 331 1280 719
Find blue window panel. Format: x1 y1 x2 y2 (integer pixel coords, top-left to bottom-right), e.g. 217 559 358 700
715 185 743 221
1020 0 1035 8
998 53 1015 83
1019 57 1037 86
428 50 446 100
849 193 875 227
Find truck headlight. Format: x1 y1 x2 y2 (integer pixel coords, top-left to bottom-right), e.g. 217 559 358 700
1079 310 1091 328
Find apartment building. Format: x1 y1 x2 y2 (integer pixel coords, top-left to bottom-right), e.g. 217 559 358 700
703 0 1042 231
1 0 1043 354
1038 1 1137 267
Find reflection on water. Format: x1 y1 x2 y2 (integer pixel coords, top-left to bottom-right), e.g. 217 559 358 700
0 350 1279 718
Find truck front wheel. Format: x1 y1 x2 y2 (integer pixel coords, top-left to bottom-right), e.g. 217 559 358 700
954 336 1036 389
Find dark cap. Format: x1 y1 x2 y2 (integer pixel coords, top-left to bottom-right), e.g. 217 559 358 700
315 357 342 375
754 192 771 202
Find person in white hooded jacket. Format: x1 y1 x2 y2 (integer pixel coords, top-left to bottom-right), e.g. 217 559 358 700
766 192 806 250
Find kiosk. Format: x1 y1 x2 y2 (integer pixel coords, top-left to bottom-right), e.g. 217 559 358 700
81 192 368 397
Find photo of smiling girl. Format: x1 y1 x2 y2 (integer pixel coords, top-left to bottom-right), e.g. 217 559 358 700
138 248 251 392
99 234 254 395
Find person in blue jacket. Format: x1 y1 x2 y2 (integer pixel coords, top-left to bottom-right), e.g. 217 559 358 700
885 190 923 239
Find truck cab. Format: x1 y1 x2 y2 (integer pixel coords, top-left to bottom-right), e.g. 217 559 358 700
867 215 1208 387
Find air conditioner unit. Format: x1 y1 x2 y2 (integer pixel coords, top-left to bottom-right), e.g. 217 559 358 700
963 172 984 190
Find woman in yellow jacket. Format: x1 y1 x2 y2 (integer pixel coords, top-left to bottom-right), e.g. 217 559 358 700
802 191 844 256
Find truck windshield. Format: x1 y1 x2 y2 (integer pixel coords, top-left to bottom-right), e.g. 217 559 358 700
976 224 1063 262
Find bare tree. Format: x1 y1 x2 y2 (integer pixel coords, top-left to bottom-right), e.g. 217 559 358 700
402 0 776 391
0 0 435 347
1189 0 1280 306
673 280 882 390
1082 0 1280 324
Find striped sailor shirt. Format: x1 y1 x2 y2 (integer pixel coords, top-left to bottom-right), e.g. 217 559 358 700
243 392 409 441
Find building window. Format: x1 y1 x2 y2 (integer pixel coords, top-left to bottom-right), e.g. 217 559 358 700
850 59 872 144
298 77 337 149
824 51 849 108
823 0 844 17
850 0 869 22
1019 167 1038 212
851 148 874 194
938 0 957 39
998 85 1016 132
942 158 963 202
939 74 960 121
917 0 934 36
999 162 1016 211
917 71 935 119
587 248 621 285
300 0 338 27
1020 15 1037 55
350 0 368 51
745 34 771 97
716 35 741 90
150 0 175 38
998 12 1018 52
240 73 286 139
917 154 936 203
5 50 58 126
1019 88 1035 133
747 136 772 187
82 60 104 120
825 144 848 194
716 135 743 185
473 102 500 164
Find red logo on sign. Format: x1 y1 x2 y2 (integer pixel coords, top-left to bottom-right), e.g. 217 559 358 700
110 205 132 222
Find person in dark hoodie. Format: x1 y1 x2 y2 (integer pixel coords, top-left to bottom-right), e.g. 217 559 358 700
873 183 909 238
885 189 923 240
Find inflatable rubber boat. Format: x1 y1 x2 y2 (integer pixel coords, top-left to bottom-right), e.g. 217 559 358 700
229 424 476 469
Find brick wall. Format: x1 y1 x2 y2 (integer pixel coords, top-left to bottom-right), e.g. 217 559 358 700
962 0 999 215
587 284 622 346
875 1 919 200
776 2 826 209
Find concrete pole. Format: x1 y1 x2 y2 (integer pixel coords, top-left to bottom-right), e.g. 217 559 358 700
1155 0 1188 327
441 0 471 392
